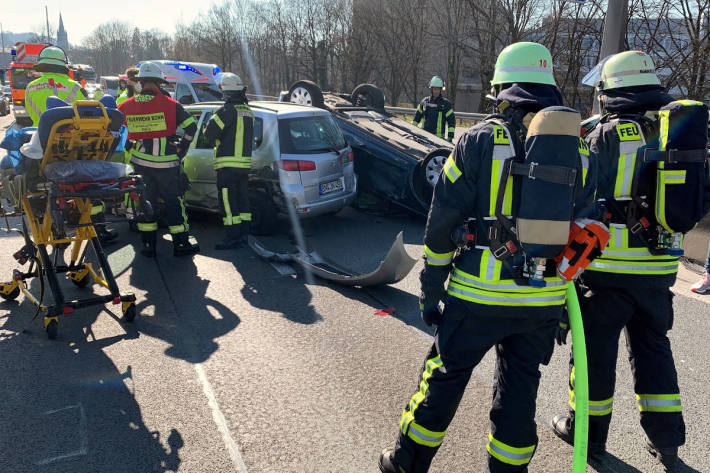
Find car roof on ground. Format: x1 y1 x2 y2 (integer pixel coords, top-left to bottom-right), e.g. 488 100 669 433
185 100 332 118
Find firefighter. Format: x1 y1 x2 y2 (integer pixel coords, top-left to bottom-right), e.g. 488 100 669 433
203 73 254 249
25 46 86 126
550 51 710 473
116 67 139 105
118 62 199 257
379 42 599 473
412 76 456 142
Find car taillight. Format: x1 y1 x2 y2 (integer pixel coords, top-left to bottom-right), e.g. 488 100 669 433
580 127 587 138
340 151 354 164
278 160 316 171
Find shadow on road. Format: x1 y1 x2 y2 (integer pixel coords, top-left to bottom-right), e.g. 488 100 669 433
0 297 182 472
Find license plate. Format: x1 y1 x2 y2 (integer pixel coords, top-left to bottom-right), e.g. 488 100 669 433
319 178 344 195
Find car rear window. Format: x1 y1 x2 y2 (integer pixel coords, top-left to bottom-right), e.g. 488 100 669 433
278 115 346 154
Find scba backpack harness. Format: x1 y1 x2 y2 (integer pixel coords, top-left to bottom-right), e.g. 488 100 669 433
485 106 608 286
602 100 708 256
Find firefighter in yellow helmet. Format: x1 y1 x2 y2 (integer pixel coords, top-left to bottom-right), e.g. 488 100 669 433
24 46 86 126
379 42 603 473
550 50 709 472
412 76 456 142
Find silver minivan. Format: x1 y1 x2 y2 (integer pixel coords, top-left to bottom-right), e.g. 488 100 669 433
182 101 357 234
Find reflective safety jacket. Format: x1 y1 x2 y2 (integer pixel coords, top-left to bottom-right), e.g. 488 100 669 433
25 72 87 126
118 90 196 169
413 95 455 141
116 86 135 106
203 99 254 170
423 107 597 315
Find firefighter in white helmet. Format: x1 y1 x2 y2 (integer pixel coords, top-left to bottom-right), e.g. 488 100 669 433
203 73 255 249
412 76 456 142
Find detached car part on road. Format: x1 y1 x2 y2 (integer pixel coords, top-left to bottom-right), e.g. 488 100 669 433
281 80 454 216
180 101 357 235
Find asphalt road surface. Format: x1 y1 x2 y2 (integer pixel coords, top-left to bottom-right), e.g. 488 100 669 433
0 112 708 473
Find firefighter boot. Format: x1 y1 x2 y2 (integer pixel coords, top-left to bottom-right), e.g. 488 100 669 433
551 415 607 460
215 225 243 250
140 231 157 257
379 448 406 473
173 232 200 257
646 440 678 473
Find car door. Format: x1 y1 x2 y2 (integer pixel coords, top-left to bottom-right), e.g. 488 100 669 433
182 109 219 211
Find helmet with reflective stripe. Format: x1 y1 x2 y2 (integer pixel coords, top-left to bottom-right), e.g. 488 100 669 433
491 42 556 86
429 76 444 88
220 72 246 91
35 46 68 68
599 50 660 90
136 62 166 82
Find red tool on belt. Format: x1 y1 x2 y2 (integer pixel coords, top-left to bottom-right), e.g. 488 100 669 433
556 218 610 281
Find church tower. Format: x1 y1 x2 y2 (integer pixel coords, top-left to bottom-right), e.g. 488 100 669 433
57 13 69 50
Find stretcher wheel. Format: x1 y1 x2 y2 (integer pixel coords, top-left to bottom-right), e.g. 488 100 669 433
70 272 92 288
46 320 58 340
0 285 20 301
122 303 136 323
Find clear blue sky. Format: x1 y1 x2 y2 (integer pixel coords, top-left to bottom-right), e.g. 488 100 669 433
1 0 210 45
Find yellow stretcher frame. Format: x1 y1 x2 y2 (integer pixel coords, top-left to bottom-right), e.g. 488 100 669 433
0 101 139 339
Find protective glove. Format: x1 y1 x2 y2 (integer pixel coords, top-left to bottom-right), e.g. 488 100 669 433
419 265 449 326
555 308 570 345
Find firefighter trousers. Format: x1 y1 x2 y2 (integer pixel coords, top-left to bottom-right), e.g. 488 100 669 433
135 165 189 237
567 284 685 449
216 168 250 235
393 298 559 473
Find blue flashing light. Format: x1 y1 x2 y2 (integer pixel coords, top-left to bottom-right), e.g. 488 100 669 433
165 61 203 75
10 49 16 56
212 66 222 77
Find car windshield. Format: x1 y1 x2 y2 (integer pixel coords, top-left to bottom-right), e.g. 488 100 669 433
193 83 222 102
279 115 346 154
9 68 37 89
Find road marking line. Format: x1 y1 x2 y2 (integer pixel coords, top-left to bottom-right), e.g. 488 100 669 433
35 403 88 465
195 364 249 473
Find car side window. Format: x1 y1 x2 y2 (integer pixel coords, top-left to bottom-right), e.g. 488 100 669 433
176 83 193 104
195 112 213 149
254 117 263 149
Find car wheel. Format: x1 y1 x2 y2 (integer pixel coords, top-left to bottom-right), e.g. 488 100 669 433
249 188 279 236
288 80 324 108
351 84 385 112
412 148 451 209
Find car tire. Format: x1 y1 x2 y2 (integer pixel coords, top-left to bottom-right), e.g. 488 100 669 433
351 84 385 112
287 80 324 108
249 188 279 236
412 148 451 209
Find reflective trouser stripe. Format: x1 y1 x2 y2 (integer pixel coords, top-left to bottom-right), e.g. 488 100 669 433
130 155 180 168
443 155 461 183
448 282 567 306
436 111 443 138
399 355 444 444
178 197 189 232
486 433 535 466
636 394 682 412
138 222 158 232
169 224 186 234
239 213 252 222
406 421 446 447
222 187 238 226
91 202 105 215
424 245 454 266
570 390 613 416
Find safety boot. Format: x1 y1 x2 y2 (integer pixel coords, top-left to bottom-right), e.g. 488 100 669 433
551 415 606 460
645 441 678 473
140 231 157 258
173 232 200 257
215 225 243 250
379 448 407 473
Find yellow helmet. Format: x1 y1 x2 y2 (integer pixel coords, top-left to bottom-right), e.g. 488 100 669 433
600 51 660 90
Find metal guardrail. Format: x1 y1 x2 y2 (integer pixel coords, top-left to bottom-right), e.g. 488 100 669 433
385 106 487 122
247 94 487 122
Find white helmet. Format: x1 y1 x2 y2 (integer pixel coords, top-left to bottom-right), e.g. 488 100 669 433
136 62 166 82
220 72 245 92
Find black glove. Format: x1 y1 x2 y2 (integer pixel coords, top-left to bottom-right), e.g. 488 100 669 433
555 308 570 345
419 265 449 326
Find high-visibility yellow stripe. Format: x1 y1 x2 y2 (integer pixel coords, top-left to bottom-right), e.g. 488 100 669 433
179 116 196 129
406 421 446 447
400 355 443 436
443 155 461 183
450 266 565 293
211 114 225 130
587 258 678 275
138 222 158 232
570 390 613 416
424 245 454 266
448 281 567 306
486 433 535 466
221 187 233 226
636 393 682 412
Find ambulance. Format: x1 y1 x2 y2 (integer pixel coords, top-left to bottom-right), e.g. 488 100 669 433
136 60 223 104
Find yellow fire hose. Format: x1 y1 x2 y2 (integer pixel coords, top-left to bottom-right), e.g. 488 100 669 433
566 282 588 472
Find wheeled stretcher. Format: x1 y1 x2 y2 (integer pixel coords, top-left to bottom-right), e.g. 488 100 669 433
0 99 149 339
